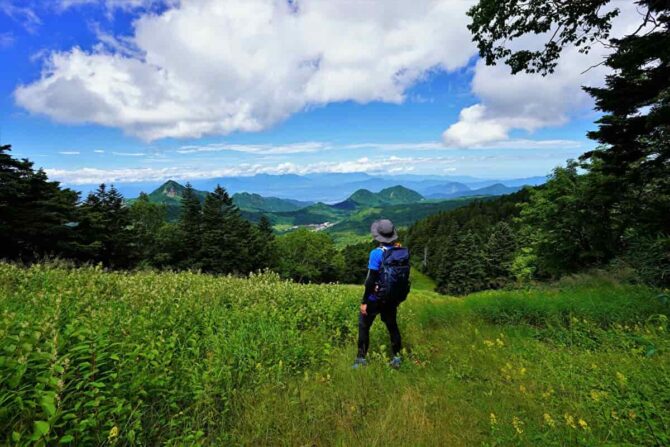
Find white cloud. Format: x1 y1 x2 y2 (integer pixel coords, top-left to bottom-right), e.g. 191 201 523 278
58 0 172 11
0 1 41 33
443 3 650 147
16 0 477 141
343 142 445 151
112 151 145 156
175 138 582 155
58 151 81 155
93 149 105 153
47 155 457 184
0 32 15 49
176 141 329 155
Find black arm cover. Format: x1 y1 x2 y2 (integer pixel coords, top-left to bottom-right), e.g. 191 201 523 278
362 269 380 304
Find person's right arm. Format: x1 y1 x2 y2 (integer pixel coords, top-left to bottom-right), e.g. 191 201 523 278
361 247 382 316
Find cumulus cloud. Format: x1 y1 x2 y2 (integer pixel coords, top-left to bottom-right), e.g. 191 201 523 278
15 0 476 141
443 3 649 147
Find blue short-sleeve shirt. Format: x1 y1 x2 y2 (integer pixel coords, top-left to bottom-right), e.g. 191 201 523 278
368 244 395 270
368 247 383 271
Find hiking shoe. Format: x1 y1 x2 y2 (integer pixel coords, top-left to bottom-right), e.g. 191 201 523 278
352 357 367 369
389 356 402 369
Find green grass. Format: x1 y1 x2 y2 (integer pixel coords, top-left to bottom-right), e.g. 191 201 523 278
1 264 669 445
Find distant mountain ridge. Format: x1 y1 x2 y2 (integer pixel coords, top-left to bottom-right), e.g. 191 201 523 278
427 183 522 199
99 172 547 202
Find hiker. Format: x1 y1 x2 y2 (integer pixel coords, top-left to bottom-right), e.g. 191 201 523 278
353 219 411 369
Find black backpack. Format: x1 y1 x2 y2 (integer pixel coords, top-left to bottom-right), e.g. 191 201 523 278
377 246 411 304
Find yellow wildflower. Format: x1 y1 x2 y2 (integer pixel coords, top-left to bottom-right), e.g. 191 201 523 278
578 419 589 430
490 413 498 426
496 338 504 347
564 414 576 429
512 416 524 434
543 413 556 428
483 339 495 348
616 372 627 386
590 390 608 401
519 367 527 376
108 426 119 440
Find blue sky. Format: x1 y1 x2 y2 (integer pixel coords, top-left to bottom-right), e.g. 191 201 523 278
1 0 628 187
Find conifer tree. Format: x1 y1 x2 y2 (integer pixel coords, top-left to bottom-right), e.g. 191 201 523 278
246 215 276 271
78 184 134 267
177 183 203 269
485 221 517 288
199 185 232 273
0 145 80 261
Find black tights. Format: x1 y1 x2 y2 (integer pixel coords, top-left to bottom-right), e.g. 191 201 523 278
357 302 402 358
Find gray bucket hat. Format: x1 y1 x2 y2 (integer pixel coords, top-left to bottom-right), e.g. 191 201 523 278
371 219 398 243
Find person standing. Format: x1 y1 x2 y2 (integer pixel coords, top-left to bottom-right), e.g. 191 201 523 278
353 219 410 369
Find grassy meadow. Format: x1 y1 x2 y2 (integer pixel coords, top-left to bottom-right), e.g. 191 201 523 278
1 264 669 446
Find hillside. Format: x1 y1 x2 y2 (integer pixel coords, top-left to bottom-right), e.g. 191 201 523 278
336 185 424 208
427 182 522 199
325 196 488 243
232 192 312 213
2 264 667 445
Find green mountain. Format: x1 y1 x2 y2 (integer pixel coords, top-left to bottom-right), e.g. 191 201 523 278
146 180 208 206
232 192 311 213
348 189 386 207
335 185 424 209
377 185 424 204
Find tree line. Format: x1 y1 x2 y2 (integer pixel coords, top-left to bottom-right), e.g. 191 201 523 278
0 147 274 274
0 145 371 282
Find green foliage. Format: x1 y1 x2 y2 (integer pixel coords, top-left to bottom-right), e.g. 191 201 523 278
0 264 358 445
485 221 517 288
518 162 618 278
407 191 529 294
338 240 377 284
276 229 344 283
468 0 619 74
624 233 670 287
128 193 167 265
